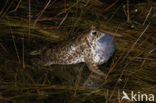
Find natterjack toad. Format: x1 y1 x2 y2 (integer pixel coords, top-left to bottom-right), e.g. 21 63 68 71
30 26 115 77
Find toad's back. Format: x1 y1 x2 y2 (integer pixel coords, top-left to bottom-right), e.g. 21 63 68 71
40 33 89 65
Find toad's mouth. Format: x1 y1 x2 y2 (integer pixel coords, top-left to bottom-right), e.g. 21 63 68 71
94 33 105 42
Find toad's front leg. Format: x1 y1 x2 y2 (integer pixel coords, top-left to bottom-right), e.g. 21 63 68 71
84 49 106 78
86 62 105 76
85 55 106 80
85 62 107 84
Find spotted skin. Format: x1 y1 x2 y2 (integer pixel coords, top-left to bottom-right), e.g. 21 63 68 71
31 26 115 77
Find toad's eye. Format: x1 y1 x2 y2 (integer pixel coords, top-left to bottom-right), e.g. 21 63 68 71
92 31 97 35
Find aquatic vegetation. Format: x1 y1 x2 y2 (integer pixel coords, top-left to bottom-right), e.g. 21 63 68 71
0 0 155 103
